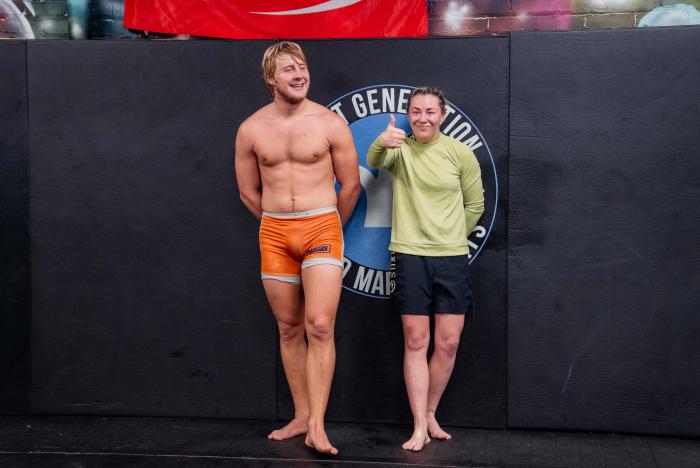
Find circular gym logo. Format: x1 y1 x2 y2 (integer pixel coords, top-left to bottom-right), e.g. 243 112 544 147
327 84 499 299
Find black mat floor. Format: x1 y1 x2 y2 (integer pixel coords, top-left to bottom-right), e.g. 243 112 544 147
0 416 698 467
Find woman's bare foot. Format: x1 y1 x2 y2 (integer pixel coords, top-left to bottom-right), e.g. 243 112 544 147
427 413 452 440
402 428 431 451
268 417 308 440
304 424 338 455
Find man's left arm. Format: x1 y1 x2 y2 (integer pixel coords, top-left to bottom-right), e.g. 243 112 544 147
460 147 485 235
328 114 361 225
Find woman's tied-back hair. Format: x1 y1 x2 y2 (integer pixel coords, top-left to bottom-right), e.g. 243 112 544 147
261 41 308 99
408 86 447 114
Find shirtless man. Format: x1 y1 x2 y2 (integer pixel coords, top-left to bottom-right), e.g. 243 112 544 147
234 42 360 456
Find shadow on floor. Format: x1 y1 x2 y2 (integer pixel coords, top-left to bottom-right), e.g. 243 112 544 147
0 416 698 467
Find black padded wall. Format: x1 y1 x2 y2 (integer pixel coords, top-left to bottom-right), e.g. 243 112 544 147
24 37 509 427
509 27 700 437
28 40 277 418
0 41 31 414
276 38 510 428
8 27 696 436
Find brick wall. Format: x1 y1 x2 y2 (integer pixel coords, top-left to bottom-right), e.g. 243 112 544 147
429 0 700 34
1 0 136 39
1 0 699 39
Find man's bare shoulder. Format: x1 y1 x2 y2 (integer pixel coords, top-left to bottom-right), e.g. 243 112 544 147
238 103 276 134
302 101 348 131
304 100 337 118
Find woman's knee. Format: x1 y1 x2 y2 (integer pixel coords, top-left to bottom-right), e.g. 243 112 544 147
435 334 461 357
404 328 430 353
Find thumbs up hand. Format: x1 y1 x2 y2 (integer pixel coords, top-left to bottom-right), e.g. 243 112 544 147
378 114 406 149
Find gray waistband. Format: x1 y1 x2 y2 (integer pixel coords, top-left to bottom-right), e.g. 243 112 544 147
262 206 337 219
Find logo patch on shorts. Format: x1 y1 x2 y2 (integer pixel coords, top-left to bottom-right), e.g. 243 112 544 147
307 244 331 255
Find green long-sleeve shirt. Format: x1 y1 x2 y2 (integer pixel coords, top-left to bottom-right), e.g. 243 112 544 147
367 133 484 256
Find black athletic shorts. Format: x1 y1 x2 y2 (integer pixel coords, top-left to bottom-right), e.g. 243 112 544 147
390 251 472 315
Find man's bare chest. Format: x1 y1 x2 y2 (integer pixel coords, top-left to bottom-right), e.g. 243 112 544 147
254 128 331 167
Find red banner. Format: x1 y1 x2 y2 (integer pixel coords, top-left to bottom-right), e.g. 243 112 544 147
124 1 428 39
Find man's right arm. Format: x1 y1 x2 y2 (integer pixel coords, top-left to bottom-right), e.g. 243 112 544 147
234 121 263 219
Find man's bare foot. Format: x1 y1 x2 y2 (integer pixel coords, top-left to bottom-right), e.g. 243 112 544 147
427 413 452 440
402 429 431 452
304 425 338 455
268 417 308 440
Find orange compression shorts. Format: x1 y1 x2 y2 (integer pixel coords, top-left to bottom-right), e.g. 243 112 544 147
259 206 344 284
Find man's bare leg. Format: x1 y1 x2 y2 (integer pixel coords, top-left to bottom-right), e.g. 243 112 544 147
426 314 465 440
401 315 431 451
263 279 309 440
300 264 341 455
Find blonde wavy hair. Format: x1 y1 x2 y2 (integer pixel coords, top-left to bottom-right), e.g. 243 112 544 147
261 41 308 99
